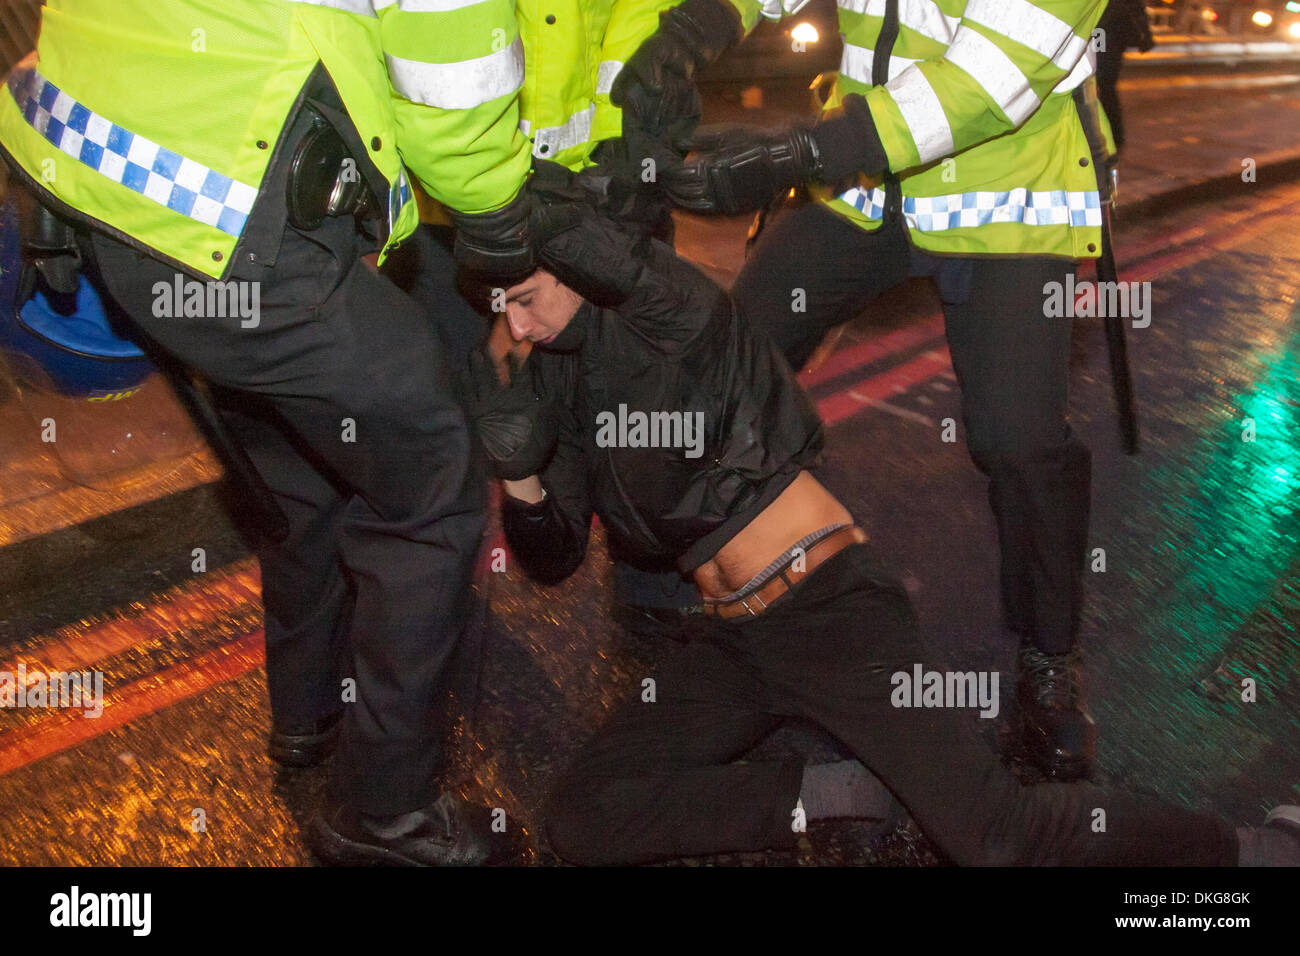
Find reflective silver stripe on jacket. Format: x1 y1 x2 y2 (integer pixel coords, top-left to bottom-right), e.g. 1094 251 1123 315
760 0 814 21
596 60 623 96
885 67 952 164
839 42 917 84
385 37 524 109
836 0 959 44
283 0 377 17
520 102 595 157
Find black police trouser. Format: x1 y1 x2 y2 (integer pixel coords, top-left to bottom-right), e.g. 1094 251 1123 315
734 202 1090 654
89 214 485 817
545 544 1239 866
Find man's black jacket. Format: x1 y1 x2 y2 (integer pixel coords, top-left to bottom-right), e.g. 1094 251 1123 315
501 217 824 582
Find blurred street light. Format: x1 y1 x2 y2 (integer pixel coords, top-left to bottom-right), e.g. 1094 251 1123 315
791 22 819 44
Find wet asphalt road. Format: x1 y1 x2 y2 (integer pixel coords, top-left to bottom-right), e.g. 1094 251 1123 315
1 85 1299 867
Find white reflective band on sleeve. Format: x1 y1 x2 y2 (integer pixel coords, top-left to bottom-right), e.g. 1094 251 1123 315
393 0 500 11
529 102 595 157
839 42 918 84
596 60 623 96
284 0 377 16
372 0 397 10
760 0 815 20
518 118 531 136
836 0 957 44
899 0 959 45
836 0 885 17
1052 43 1095 92
886 66 952 164
946 27 1039 126
964 0 1087 72
385 37 523 109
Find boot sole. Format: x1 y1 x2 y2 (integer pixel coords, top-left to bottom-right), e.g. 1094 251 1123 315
308 816 432 867
308 813 491 867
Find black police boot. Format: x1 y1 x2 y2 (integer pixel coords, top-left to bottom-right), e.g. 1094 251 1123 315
268 711 342 768
1017 646 1096 781
309 792 499 867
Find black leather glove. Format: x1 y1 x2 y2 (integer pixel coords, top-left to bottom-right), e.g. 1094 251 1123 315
664 94 889 216
611 0 742 149
451 186 535 279
466 348 558 481
579 138 675 239
451 160 587 280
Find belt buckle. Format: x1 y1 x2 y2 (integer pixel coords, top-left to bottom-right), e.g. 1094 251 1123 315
718 592 766 620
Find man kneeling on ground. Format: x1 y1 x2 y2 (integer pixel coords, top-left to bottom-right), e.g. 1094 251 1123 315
465 204 1299 867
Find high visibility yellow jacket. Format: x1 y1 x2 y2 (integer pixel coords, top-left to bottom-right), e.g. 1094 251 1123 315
734 0 1110 259
0 0 533 278
516 0 665 170
516 0 761 171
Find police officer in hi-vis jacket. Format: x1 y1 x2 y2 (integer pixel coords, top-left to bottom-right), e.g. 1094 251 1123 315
0 0 573 865
637 0 1112 781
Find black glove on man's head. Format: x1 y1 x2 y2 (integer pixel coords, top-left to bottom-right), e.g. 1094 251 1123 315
451 160 589 281
457 160 658 314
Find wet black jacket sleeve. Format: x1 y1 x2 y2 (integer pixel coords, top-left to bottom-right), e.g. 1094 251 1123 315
499 360 594 585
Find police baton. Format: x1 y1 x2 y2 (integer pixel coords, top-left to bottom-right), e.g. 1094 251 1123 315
1072 84 1139 454
1098 198 1139 455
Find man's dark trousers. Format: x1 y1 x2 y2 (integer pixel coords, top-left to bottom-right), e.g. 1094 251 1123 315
89 208 485 818
545 544 1238 866
733 202 1091 653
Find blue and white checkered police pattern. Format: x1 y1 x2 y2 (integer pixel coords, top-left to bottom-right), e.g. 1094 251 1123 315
8 68 258 238
388 165 412 236
840 185 1102 231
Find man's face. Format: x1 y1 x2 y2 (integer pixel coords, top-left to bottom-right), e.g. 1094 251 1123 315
502 270 584 345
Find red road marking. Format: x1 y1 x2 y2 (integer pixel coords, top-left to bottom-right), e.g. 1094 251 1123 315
2 520 513 775
0 630 265 776
1111 188 1299 266
1120 203 1297 285
0 561 262 676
